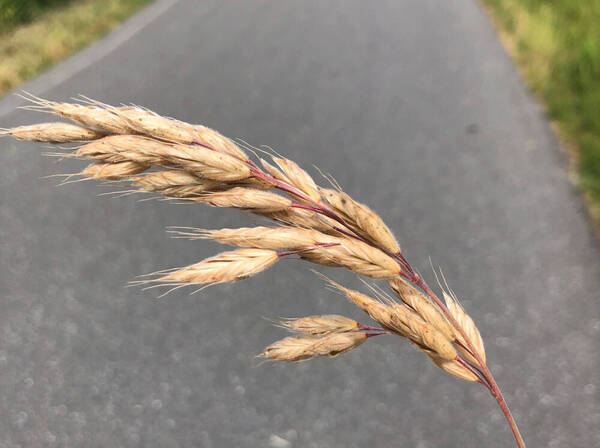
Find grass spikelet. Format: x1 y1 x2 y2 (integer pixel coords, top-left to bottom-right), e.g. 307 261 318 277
262 156 321 202
323 276 456 360
258 208 340 234
387 302 457 360
179 226 339 250
147 248 278 286
82 161 148 179
1 123 104 143
195 188 292 212
259 332 367 362
301 238 401 278
278 315 359 335
77 135 251 181
426 353 479 382
193 124 249 162
321 276 399 331
443 291 486 365
131 170 221 197
41 100 135 134
111 107 248 161
388 277 454 341
320 188 400 254
111 106 197 142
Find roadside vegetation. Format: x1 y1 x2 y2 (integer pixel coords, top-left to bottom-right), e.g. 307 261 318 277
482 0 600 222
0 0 151 97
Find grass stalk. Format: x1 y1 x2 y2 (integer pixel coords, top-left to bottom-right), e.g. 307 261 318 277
2 97 526 446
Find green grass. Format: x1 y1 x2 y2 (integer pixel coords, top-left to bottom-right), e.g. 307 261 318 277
0 0 152 97
482 0 600 221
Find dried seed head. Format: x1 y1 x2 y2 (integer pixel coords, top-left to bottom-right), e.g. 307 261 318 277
323 277 398 331
301 238 401 278
388 277 454 341
183 226 338 251
48 102 135 134
82 162 148 180
259 332 367 362
76 136 251 181
131 170 222 197
1 123 103 143
151 248 278 286
262 157 321 202
320 188 400 254
444 291 486 366
388 302 457 360
426 353 479 382
278 315 359 335
193 124 249 162
112 106 196 142
111 106 248 161
323 277 456 360
257 208 340 234
75 135 161 163
196 188 292 212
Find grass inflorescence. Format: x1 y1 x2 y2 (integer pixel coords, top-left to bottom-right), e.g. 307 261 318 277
1 94 526 447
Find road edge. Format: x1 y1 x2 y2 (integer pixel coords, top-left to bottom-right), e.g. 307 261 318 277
0 0 179 118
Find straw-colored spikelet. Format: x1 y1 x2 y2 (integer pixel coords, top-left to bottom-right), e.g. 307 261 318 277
261 157 321 202
426 353 479 382
278 315 359 335
324 278 456 360
388 277 454 341
259 331 367 362
386 302 457 360
195 188 292 212
150 248 278 286
76 135 251 181
111 106 197 142
443 291 486 365
258 208 341 234
320 188 400 254
82 161 148 179
132 170 221 197
177 226 339 251
109 105 248 161
193 124 249 162
36 101 136 134
301 238 401 278
1 123 103 142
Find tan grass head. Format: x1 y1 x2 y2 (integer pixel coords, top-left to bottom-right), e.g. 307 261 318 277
278 315 359 335
1 123 104 143
301 238 401 278
82 161 148 180
320 187 400 254
4 96 524 447
145 248 279 287
388 277 455 342
176 226 339 251
259 332 367 362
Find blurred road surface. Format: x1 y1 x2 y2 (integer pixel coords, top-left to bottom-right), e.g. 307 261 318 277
1 0 599 446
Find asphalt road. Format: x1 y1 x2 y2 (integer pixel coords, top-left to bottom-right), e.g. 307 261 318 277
1 0 599 446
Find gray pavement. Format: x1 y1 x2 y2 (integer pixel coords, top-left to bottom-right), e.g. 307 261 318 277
1 0 599 446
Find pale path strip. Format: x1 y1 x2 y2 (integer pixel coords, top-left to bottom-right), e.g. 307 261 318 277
1 1 599 447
